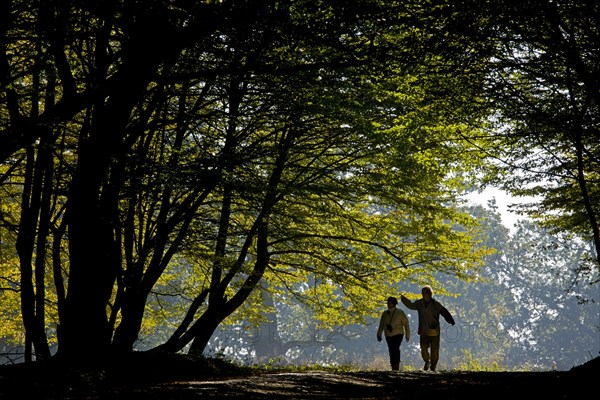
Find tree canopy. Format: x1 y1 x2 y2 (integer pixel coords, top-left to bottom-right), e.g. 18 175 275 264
0 0 597 366
470 0 600 268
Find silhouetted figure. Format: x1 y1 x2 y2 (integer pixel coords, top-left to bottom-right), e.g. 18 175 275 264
377 296 410 371
401 286 455 372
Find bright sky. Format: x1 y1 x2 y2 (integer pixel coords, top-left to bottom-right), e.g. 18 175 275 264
463 187 528 232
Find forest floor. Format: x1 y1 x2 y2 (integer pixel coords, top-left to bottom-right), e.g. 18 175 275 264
0 352 597 399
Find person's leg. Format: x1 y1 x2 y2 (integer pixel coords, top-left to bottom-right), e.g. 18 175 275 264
385 334 403 370
430 335 441 371
419 335 431 370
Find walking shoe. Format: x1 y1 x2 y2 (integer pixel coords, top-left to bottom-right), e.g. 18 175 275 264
423 361 430 371
430 365 436 372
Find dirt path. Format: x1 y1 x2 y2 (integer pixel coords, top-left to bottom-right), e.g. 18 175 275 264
1 354 596 399
42 369 586 399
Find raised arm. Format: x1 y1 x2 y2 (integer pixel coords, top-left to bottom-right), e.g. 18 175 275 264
400 294 417 310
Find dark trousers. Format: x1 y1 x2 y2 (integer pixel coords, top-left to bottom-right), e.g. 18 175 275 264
385 334 404 365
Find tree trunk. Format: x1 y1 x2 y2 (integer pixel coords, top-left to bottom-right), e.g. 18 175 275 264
55 10 187 361
16 141 52 362
253 281 283 362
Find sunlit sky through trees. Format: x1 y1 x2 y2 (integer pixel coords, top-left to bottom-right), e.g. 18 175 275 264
465 187 536 232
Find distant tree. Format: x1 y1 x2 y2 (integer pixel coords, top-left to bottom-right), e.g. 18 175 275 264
229 203 599 371
497 219 598 369
445 203 598 370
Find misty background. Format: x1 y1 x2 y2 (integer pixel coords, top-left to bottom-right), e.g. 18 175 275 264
141 197 599 372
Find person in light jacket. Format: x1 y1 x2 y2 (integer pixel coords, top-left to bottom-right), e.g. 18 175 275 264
401 285 455 372
377 296 410 371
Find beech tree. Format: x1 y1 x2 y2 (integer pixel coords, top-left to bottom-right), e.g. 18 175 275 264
1 0 493 365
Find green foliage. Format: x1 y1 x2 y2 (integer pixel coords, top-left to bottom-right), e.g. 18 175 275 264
452 349 507 372
0 169 25 346
470 1 600 269
1 0 595 367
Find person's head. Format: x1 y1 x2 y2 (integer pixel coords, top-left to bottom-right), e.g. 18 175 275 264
386 296 398 308
421 285 433 300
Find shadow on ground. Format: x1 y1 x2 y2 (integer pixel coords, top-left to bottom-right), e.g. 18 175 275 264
0 352 597 399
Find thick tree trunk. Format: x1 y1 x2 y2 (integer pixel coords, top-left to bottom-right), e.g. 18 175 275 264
59 161 119 361
111 294 147 353
58 79 141 363
187 311 223 357
56 13 186 361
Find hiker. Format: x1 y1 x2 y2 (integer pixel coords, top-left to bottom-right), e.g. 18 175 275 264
377 296 410 371
400 285 455 372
